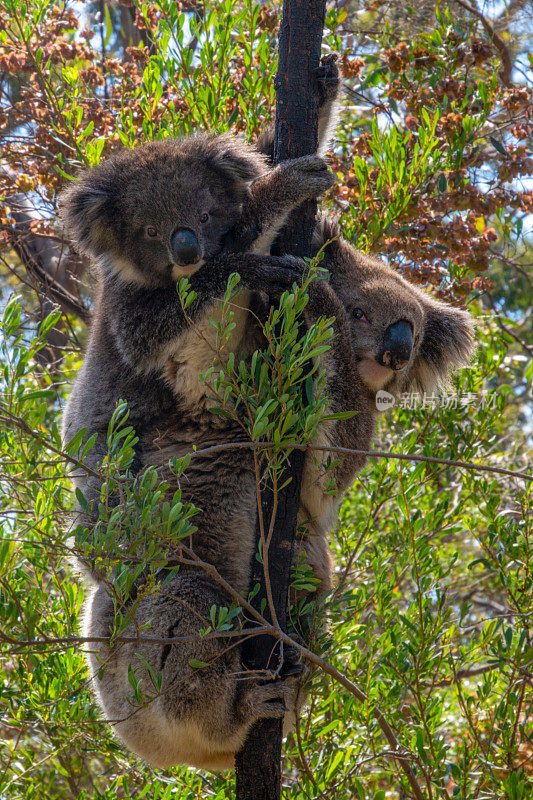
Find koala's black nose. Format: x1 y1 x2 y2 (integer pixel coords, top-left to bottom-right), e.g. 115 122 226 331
377 320 413 371
171 228 200 266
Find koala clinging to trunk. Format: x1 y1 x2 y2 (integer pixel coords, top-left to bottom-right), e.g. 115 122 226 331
60 135 334 504
297 220 474 540
60 52 341 506
61 55 340 771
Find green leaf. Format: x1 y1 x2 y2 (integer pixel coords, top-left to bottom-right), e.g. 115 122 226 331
189 659 209 669
489 136 506 155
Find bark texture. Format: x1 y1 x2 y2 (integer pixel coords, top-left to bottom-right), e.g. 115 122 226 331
234 1 327 797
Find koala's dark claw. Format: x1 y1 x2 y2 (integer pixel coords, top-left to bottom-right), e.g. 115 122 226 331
316 53 340 102
280 255 307 275
239 677 292 721
254 257 305 296
280 642 305 678
266 268 301 295
279 156 335 200
321 53 339 67
283 643 301 662
281 662 305 678
241 256 305 297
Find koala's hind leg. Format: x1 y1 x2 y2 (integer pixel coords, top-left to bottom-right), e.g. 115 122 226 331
256 53 341 161
316 53 342 155
84 572 299 770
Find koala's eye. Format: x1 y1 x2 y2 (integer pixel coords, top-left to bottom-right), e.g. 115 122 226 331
146 226 159 238
353 308 367 321
200 213 209 224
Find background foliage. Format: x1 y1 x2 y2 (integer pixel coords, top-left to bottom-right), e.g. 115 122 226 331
0 0 531 798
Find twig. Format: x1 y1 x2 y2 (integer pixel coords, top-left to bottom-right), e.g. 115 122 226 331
0 410 102 481
452 0 513 86
186 440 533 483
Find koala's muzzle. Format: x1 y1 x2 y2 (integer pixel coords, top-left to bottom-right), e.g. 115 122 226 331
377 320 413 371
171 228 201 266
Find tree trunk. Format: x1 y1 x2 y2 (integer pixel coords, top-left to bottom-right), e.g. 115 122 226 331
234 2 327 798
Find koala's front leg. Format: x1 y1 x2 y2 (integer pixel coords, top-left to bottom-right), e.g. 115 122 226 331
316 53 342 156
107 253 304 371
228 156 335 255
256 53 341 162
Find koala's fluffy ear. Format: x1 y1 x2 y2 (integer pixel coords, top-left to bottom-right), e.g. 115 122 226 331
59 175 114 258
206 136 265 190
409 300 475 394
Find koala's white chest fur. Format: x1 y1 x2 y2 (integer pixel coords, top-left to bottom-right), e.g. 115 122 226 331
164 289 251 415
300 422 341 530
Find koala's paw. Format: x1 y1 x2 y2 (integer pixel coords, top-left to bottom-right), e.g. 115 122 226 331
280 642 307 679
245 255 304 296
316 53 340 103
238 677 293 722
282 155 335 200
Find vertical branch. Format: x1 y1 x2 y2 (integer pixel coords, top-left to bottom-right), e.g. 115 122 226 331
235 2 327 798
273 0 326 257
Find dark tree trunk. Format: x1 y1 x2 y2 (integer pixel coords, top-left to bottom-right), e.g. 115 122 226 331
234 2 327 798
235 463 305 800
273 0 327 258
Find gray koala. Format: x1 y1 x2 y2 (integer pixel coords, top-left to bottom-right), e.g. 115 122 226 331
60 138 334 503
60 53 340 509
63 56 341 769
298 219 474 543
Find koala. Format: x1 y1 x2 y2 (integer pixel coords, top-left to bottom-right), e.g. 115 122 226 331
60 52 340 511
83 221 474 771
61 55 339 770
297 219 475 542
60 135 334 507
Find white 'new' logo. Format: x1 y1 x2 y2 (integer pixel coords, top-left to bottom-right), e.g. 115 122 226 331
375 390 395 411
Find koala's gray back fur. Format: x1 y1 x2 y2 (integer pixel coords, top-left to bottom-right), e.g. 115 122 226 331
87 571 257 770
62 280 175 492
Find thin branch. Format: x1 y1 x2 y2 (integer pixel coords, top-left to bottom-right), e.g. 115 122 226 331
0 411 102 482
0 168 90 323
452 0 513 86
4 409 531 487
185 440 533 483
0 627 271 651
426 662 502 688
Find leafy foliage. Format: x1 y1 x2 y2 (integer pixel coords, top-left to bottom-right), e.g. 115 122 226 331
0 1 531 799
